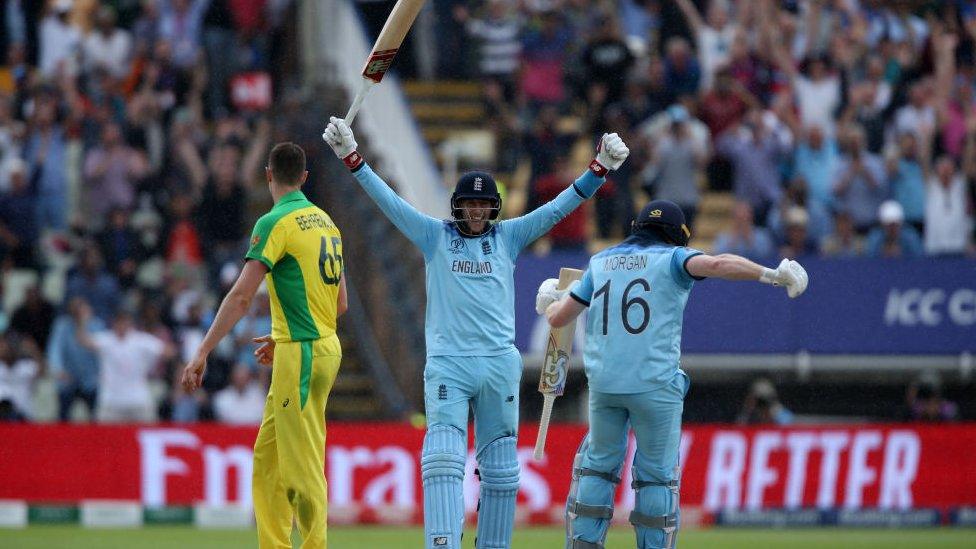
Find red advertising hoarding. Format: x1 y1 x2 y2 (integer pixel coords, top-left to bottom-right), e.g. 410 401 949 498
2 423 974 523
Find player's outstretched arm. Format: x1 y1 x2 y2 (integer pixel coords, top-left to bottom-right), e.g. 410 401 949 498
505 133 630 252
686 254 809 298
323 117 439 253
181 260 268 390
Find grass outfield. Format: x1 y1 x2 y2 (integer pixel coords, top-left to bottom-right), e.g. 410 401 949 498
3 526 975 548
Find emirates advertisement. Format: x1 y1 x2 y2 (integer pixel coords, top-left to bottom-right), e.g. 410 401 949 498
2 423 974 524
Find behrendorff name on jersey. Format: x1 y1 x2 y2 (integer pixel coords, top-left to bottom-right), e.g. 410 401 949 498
452 260 493 274
295 213 335 231
603 254 648 271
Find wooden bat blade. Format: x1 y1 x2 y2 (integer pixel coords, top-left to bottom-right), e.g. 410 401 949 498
537 268 583 397
361 0 426 83
533 267 583 461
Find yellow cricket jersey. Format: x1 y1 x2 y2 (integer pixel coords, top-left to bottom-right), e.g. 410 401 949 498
245 190 343 343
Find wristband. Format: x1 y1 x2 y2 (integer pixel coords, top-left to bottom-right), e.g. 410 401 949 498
759 267 778 285
343 151 364 171
588 158 609 177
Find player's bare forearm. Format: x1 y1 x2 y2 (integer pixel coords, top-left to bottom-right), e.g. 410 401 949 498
195 260 267 358
685 253 765 281
546 296 586 328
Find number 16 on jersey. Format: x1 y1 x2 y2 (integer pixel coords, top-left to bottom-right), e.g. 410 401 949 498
533 268 584 461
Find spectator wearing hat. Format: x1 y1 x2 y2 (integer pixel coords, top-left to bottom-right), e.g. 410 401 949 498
713 200 775 258
866 200 923 258
779 206 818 259
767 176 831 244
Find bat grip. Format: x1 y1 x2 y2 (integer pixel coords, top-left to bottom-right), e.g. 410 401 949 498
533 394 555 461
344 78 375 126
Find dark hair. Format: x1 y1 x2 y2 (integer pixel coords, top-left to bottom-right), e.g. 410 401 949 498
268 142 306 186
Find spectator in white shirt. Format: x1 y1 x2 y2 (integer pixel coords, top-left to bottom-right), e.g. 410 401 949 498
38 0 81 78
675 0 737 92
212 364 266 425
83 5 133 79
78 308 171 423
893 80 937 141
0 334 43 420
925 156 974 256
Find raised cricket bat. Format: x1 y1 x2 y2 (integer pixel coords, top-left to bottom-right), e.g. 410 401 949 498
533 268 584 461
344 0 426 126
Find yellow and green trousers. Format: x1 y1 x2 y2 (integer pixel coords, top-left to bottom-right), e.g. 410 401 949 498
252 335 341 548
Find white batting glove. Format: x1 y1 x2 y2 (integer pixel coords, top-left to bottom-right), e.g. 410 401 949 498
760 258 809 298
593 133 630 173
535 278 578 314
323 117 364 169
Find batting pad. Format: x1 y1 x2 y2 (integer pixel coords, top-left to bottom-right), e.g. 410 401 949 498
475 436 520 548
421 424 466 549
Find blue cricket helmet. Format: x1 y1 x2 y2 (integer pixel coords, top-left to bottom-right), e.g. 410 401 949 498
632 200 692 246
451 171 501 220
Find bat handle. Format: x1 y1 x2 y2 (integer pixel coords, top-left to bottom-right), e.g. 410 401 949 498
344 78 375 127
533 394 556 461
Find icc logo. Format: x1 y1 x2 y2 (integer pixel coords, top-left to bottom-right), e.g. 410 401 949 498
449 237 465 254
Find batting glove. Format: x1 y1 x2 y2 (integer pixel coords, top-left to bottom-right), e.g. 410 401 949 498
323 117 364 170
760 258 809 298
590 133 630 176
535 278 578 314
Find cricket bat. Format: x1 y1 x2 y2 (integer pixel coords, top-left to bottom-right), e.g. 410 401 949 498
533 268 584 461
344 0 426 126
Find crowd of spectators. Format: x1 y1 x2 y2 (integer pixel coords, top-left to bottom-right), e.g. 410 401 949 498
441 0 976 256
2 0 974 423
0 0 294 423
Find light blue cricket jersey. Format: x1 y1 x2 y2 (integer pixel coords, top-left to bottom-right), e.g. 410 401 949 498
353 163 604 357
570 234 703 394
